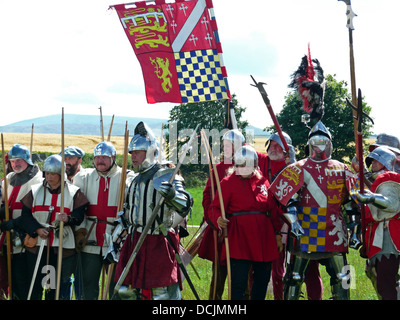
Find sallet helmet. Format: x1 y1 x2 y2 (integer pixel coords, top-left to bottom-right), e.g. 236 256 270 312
43 154 64 175
8 144 33 166
369 133 400 152
265 131 292 152
234 145 259 169
129 122 158 172
307 121 332 162
365 146 396 172
222 129 245 151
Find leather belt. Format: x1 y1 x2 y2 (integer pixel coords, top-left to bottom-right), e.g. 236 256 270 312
226 211 269 218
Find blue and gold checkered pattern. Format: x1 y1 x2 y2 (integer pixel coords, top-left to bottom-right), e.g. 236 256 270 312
175 49 228 103
298 207 327 252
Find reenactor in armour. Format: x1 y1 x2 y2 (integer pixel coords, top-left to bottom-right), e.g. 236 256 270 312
0 144 43 299
73 141 122 299
269 121 358 300
114 122 192 300
19 155 88 300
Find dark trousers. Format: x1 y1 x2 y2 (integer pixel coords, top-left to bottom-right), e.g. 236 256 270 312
375 254 400 300
75 251 115 300
8 252 30 300
231 258 271 300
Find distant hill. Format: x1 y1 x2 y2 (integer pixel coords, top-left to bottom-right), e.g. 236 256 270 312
0 114 166 137
0 114 269 137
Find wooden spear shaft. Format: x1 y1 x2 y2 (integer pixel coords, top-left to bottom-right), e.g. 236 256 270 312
107 115 115 142
200 130 218 300
348 28 360 159
30 123 34 160
102 122 129 300
200 129 231 300
1 133 12 299
55 108 65 300
99 106 104 141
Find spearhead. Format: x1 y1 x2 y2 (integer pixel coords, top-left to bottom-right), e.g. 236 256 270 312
250 75 271 106
338 0 357 30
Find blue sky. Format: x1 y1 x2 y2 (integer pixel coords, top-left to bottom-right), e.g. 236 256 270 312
0 0 399 138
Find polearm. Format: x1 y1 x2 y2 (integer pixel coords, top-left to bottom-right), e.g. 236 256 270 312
107 115 115 142
99 106 104 141
250 75 290 154
199 130 218 300
200 129 232 300
338 0 359 157
113 124 200 294
102 121 129 300
55 108 66 300
1 133 12 299
346 90 374 250
30 123 34 160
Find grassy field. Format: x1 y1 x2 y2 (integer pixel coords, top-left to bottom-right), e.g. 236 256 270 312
181 188 379 301
180 237 379 300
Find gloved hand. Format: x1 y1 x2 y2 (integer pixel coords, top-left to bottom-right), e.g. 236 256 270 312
157 181 176 201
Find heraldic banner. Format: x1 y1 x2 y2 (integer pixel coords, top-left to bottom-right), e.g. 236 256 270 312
113 0 230 104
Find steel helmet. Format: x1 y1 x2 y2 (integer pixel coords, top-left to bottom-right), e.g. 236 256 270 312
307 121 332 162
8 144 33 165
93 141 117 158
234 145 259 168
129 122 158 172
265 131 292 152
222 129 245 159
369 133 400 152
43 154 64 175
365 146 396 172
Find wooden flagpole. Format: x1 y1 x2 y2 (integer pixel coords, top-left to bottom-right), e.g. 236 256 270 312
1 134 12 299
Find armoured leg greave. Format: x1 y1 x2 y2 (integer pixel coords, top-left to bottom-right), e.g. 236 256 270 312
324 254 350 300
283 256 310 300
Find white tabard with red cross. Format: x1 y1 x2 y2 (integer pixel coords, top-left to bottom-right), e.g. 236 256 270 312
1 170 43 253
270 158 358 253
31 183 79 249
74 166 121 256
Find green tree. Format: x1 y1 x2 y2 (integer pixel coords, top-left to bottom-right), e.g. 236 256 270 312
165 95 248 186
167 94 247 133
268 74 373 163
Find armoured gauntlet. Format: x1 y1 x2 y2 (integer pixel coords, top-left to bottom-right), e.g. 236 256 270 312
284 197 304 238
355 190 389 209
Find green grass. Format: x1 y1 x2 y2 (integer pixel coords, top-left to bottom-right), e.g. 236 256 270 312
186 187 205 226
181 231 379 300
181 187 380 300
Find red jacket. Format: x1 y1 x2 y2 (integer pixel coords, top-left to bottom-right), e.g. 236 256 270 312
209 172 280 264
198 161 233 262
257 152 287 183
364 171 400 258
